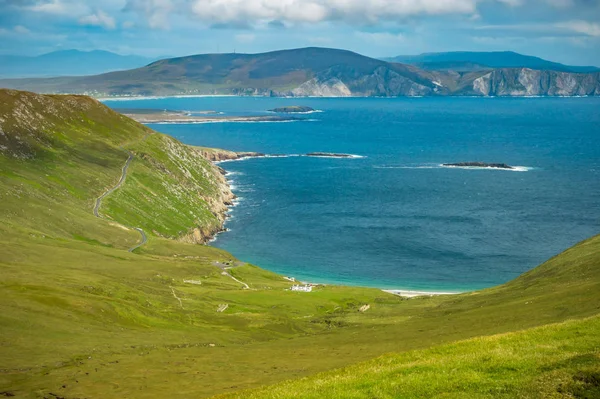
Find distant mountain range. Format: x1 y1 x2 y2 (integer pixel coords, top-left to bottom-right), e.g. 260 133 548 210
383 51 600 73
1 47 599 97
0 50 161 78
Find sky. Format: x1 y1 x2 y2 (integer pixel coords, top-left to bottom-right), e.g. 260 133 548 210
1 0 599 66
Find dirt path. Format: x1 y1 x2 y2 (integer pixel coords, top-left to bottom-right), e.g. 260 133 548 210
93 150 147 252
221 271 250 289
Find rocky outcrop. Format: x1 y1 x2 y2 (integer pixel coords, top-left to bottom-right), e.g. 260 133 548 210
443 162 514 170
305 152 357 158
269 106 315 113
469 68 600 96
198 148 265 162
289 65 435 97
291 77 352 97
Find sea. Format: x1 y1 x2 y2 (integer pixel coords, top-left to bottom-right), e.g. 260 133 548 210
103 96 600 292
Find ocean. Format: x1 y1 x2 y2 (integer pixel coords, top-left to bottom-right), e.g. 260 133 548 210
103 96 600 292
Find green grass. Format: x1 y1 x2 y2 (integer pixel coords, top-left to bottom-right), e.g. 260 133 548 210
219 316 600 398
0 89 599 398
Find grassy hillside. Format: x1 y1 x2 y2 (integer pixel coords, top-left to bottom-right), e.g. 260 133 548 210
221 315 600 398
0 89 598 398
0 48 435 97
1 47 599 97
386 51 600 73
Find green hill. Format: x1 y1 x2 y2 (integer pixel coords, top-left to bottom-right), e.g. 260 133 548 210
385 51 600 73
2 47 599 97
0 89 598 398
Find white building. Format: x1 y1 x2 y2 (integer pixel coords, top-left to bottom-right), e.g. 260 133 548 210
290 284 313 292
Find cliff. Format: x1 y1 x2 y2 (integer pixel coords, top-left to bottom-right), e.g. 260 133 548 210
468 68 600 96
0 48 598 97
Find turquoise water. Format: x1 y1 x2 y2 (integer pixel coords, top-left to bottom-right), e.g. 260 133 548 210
104 97 600 291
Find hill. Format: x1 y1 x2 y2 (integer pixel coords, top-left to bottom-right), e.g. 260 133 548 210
1 47 599 97
0 49 158 78
0 89 599 398
385 51 600 73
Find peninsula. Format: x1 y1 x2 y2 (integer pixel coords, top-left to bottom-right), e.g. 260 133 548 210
120 110 300 124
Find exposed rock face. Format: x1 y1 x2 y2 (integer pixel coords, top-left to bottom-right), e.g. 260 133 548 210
292 77 352 97
289 65 435 97
269 106 315 113
198 148 265 162
469 68 600 96
443 162 514 169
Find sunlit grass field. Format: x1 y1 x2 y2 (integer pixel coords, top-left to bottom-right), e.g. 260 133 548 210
0 89 598 398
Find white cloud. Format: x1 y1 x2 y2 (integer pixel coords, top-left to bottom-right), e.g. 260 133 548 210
187 0 481 25
125 0 175 29
27 0 89 16
555 20 600 37
235 33 255 42
14 25 31 34
79 10 117 29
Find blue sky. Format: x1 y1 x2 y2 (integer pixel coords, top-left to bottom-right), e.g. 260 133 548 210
1 0 599 65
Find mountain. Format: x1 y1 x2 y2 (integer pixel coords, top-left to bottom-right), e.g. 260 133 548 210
0 47 599 97
0 49 159 78
1 88 600 397
385 51 600 73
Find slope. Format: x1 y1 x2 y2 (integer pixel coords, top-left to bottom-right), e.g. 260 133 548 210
221 315 600 398
0 89 598 398
0 47 438 97
386 51 600 73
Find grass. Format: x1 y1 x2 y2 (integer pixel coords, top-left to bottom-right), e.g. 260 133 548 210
0 89 599 398
219 316 600 398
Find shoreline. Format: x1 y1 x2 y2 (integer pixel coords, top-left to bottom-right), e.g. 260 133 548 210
204 148 468 298
97 94 599 101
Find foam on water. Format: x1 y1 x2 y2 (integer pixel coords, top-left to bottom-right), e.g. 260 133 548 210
106 96 600 292
374 164 532 172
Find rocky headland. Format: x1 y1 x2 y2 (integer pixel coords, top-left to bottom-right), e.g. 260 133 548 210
442 162 514 170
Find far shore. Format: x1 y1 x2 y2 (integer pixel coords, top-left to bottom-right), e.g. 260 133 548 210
120 110 300 124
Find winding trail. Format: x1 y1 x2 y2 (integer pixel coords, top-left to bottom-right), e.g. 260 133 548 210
93 150 147 252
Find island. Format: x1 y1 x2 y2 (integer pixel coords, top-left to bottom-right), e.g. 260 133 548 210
442 162 515 170
305 152 357 158
119 110 299 124
269 106 315 113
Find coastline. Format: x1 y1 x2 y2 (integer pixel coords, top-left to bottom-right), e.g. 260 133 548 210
201 147 468 298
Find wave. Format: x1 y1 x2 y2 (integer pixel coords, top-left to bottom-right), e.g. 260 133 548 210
216 153 364 164
374 163 532 172
441 164 532 172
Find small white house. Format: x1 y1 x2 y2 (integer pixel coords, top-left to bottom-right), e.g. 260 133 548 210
290 284 313 292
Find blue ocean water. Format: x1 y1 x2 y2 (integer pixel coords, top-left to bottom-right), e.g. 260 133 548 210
104 97 600 291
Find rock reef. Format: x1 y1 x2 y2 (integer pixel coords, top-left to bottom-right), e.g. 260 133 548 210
269 106 315 113
443 162 514 170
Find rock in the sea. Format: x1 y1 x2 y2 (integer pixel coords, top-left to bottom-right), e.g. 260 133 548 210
269 106 315 113
443 162 514 169
305 152 354 158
